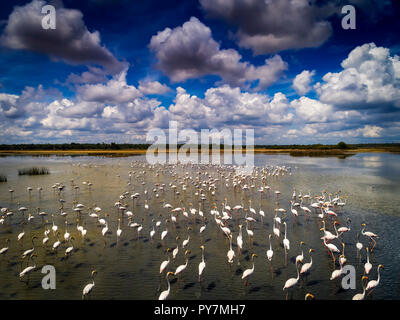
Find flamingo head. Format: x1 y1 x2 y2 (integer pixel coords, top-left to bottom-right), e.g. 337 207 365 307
305 293 315 300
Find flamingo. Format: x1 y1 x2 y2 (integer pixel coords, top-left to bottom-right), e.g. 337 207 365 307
227 235 235 264
366 264 384 292
283 262 301 299
64 221 70 241
0 239 10 255
117 219 122 238
237 224 243 254
20 254 37 279
159 272 174 300
65 237 75 256
22 236 37 258
364 247 372 274
175 250 190 278
361 223 379 251
352 276 369 300
323 237 340 263
330 256 345 281
160 248 171 274
198 245 206 281
283 222 290 264
241 254 257 286
300 249 315 275
266 234 273 262
295 241 305 264
82 270 97 299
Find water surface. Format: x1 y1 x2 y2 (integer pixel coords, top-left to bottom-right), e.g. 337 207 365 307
0 152 399 300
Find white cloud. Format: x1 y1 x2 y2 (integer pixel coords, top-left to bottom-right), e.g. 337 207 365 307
138 81 171 95
149 17 287 89
291 96 362 123
291 97 333 122
293 70 315 95
77 68 142 103
316 43 400 109
361 125 383 137
168 85 294 129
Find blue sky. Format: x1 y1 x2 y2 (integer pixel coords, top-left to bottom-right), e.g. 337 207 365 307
0 0 399 144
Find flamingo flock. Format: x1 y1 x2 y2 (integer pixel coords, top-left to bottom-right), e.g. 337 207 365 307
0 160 385 300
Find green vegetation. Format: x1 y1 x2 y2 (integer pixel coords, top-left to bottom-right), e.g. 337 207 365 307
18 167 50 176
0 174 7 182
337 141 348 149
289 150 354 158
0 143 149 151
0 142 399 151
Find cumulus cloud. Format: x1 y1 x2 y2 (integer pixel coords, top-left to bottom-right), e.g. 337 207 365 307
293 70 315 95
138 81 171 95
0 93 20 118
361 125 383 137
77 68 142 103
66 67 108 85
1 42 399 144
0 85 60 119
149 17 287 89
290 96 361 123
41 99 95 130
315 43 400 110
1 0 124 74
200 0 337 54
168 85 294 129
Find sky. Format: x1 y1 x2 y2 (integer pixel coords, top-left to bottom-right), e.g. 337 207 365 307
0 0 399 145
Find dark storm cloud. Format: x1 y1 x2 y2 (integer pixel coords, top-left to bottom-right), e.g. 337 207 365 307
200 0 338 54
200 0 392 55
1 0 124 74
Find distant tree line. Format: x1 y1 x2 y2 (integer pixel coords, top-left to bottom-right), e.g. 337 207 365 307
0 142 399 151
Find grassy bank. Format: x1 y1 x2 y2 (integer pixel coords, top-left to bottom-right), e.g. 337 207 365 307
0 142 399 156
0 147 391 157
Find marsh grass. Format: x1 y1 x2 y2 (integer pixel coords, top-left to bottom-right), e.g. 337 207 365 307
18 167 50 176
289 150 355 157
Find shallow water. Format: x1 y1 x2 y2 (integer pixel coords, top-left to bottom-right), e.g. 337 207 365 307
0 152 399 300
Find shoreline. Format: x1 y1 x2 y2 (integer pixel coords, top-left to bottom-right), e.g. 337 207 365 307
0 147 398 156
